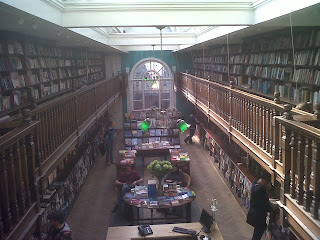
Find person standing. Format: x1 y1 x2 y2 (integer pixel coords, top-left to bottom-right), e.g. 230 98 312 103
247 175 273 240
105 121 116 165
184 112 198 144
42 210 72 240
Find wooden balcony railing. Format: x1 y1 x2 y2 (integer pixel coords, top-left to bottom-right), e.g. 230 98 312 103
0 75 122 240
178 73 320 229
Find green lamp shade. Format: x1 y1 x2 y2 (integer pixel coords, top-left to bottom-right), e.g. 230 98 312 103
144 77 147 81
139 118 151 132
177 119 190 133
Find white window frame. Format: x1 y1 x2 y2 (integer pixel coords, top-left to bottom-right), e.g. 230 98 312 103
127 58 176 112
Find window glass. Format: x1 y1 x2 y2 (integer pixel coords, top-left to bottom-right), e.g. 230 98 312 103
161 81 170 90
133 101 143 110
161 91 170 99
133 81 142 91
145 91 159 109
133 91 142 100
161 100 170 110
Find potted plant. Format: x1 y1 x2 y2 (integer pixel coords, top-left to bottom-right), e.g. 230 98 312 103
147 160 173 195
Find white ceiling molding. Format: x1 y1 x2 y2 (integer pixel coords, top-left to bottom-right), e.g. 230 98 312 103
252 0 272 8
60 1 254 11
195 26 218 37
40 0 65 11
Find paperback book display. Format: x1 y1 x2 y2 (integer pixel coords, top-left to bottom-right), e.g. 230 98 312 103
125 185 196 208
169 148 190 175
124 109 180 150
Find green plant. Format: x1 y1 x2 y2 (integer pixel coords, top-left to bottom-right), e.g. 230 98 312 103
147 160 173 182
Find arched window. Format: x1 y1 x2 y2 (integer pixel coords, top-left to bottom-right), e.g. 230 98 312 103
128 58 175 111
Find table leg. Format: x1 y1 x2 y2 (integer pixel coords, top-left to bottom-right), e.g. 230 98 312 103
151 209 153 225
137 207 140 225
129 205 134 225
186 203 191 223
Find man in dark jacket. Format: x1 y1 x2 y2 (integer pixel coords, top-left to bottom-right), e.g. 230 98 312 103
248 176 272 240
184 113 198 144
43 210 72 240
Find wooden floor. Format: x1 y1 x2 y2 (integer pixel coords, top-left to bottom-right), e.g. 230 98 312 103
67 130 254 240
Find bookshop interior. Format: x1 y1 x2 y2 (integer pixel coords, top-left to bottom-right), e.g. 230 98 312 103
1 0 320 240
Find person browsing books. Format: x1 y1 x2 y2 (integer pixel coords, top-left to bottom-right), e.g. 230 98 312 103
41 210 72 240
184 112 199 144
112 165 143 213
105 121 116 165
164 165 187 187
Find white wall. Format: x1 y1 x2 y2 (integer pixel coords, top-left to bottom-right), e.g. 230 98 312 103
105 54 122 80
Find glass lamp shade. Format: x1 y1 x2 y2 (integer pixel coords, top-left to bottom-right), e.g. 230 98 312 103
177 119 190 133
139 118 151 132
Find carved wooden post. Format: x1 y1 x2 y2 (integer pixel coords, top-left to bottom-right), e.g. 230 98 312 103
0 151 11 232
280 123 291 203
274 91 281 104
265 107 270 153
311 140 320 219
259 105 263 147
13 142 25 216
253 102 257 143
303 139 312 212
20 137 31 208
290 133 297 199
296 135 305 205
26 132 38 205
6 147 18 223
262 106 267 150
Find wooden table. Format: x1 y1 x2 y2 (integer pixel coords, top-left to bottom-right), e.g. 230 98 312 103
124 194 195 225
106 222 224 240
136 148 171 162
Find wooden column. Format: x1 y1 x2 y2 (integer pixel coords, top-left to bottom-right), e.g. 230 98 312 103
6 147 18 223
258 105 263 147
13 142 25 215
296 135 305 205
254 103 259 143
303 139 312 212
290 133 297 199
0 151 11 232
280 124 291 203
262 106 266 150
265 107 270 153
20 137 31 208
269 110 274 154
311 140 320 219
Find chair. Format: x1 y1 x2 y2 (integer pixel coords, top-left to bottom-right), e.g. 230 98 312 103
183 172 191 188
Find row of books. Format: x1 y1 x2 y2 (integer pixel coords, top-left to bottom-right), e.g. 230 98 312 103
247 77 275 95
244 52 290 65
194 63 211 71
125 137 180 146
244 35 291 52
293 68 320 85
204 130 253 210
295 49 320 66
0 56 23 71
193 56 212 63
0 90 28 111
125 128 179 137
245 66 292 81
88 59 103 65
133 141 180 149
169 149 190 161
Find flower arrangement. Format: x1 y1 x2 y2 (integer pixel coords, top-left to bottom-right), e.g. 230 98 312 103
147 160 173 183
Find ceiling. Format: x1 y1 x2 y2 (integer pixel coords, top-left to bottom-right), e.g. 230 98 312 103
0 0 319 53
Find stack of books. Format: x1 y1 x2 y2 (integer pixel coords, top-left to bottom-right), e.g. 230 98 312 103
134 186 148 199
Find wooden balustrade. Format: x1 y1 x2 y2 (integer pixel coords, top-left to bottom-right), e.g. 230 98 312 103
179 73 320 224
275 116 320 220
0 75 123 239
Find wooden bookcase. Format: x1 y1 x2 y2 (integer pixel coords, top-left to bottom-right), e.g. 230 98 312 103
192 27 320 106
0 31 105 117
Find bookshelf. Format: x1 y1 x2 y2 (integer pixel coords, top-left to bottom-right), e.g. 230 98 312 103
124 110 180 150
192 27 320 106
0 31 105 116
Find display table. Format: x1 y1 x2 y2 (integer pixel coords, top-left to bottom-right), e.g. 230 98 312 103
106 222 224 240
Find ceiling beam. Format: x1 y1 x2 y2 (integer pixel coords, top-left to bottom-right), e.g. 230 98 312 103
62 1 254 27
